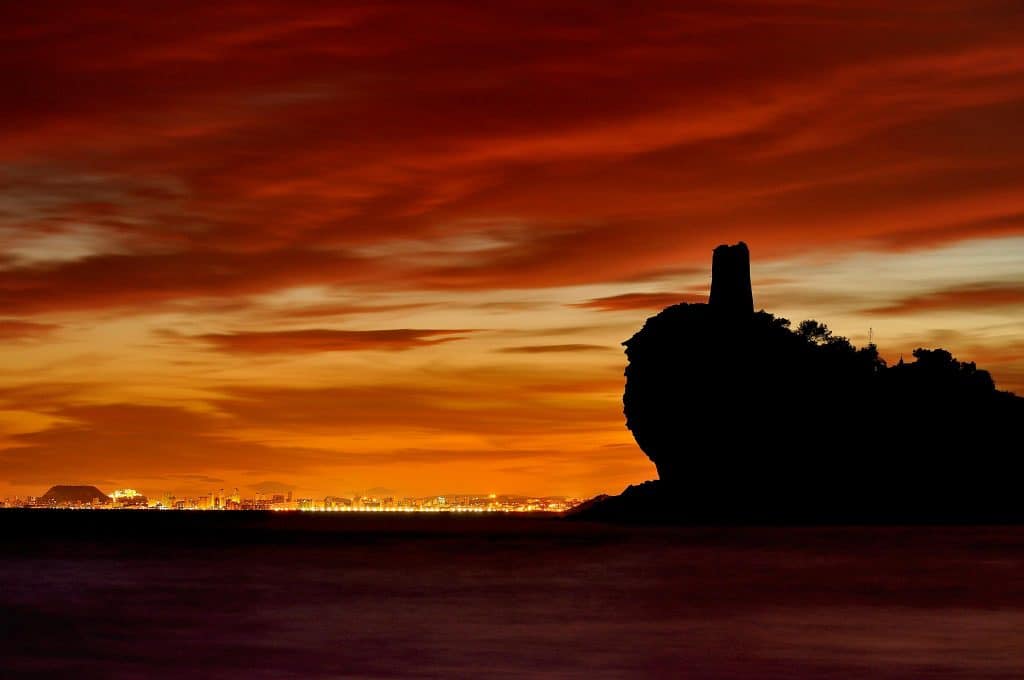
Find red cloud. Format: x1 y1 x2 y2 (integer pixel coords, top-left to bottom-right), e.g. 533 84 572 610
0 1 1022 313
0 320 58 339
195 328 472 353
0 249 379 314
869 284 1024 315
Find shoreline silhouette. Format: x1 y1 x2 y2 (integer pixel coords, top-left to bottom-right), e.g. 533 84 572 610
574 242 1024 523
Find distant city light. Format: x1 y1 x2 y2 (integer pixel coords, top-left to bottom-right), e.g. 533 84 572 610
1 488 584 514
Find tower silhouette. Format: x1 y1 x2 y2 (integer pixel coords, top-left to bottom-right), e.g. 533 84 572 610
708 242 753 315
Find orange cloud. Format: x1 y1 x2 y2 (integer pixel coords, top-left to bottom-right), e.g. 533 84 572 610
0 403 332 487
575 292 705 312
212 376 623 436
195 329 473 353
499 344 609 353
274 302 432 319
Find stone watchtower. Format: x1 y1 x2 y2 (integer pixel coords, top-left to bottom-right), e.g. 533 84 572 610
709 241 754 314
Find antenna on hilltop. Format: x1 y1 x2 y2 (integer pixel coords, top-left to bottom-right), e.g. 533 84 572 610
869 327 873 346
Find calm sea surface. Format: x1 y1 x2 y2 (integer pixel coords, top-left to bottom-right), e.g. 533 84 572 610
2 511 1024 679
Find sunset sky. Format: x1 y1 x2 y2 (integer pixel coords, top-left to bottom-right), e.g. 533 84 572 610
2 1 1022 499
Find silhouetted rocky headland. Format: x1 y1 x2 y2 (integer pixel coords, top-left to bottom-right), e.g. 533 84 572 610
573 242 1024 523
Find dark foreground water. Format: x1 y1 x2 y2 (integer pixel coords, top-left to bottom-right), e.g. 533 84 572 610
3 511 1024 679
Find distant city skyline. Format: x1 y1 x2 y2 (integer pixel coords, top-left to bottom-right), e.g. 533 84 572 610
4 483 582 513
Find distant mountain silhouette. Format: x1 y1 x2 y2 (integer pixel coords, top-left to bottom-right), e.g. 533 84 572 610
38 485 110 506
574 242 1024 523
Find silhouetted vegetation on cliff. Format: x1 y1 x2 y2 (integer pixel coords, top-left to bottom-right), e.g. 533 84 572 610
577 243 1024 523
